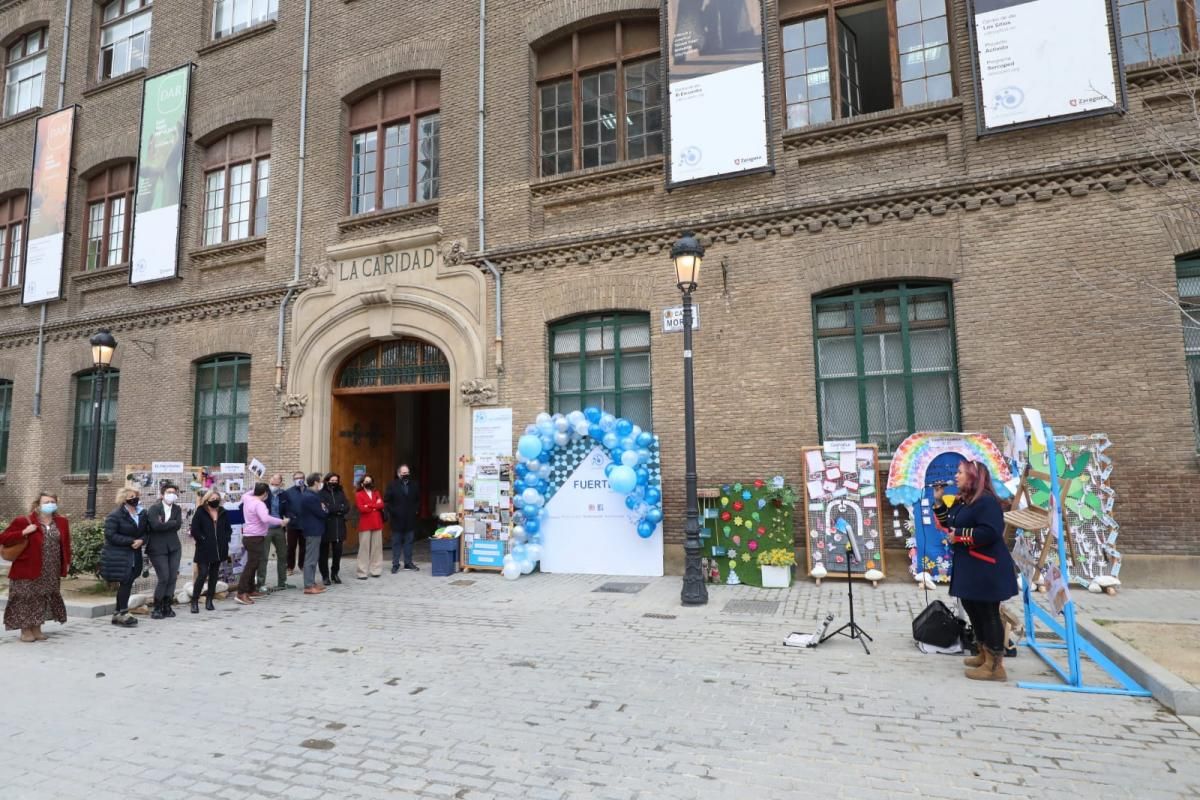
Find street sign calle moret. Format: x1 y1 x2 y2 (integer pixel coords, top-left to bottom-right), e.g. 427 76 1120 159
662 304 700 333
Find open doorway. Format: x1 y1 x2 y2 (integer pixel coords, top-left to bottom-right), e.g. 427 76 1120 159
329 338 451 552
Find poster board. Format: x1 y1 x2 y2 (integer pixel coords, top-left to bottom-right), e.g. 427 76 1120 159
22 106 77 305
458 457 513 571
471 407 513 464
708 478 795 587
209 462 247 504
801 445 884 581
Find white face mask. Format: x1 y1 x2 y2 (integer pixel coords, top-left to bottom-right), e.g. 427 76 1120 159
163 494 177 505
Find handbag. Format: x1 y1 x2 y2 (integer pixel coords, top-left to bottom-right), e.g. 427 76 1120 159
1 537 27 561
912 599 961 648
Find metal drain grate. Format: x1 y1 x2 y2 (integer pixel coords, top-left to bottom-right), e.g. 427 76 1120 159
723 599 780 615
642 612 677 620
450 580 476 587
593 582 649 594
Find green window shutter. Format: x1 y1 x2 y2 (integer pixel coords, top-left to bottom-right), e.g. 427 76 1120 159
548 312 653 430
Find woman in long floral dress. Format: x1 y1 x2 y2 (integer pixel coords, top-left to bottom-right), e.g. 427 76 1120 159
1 493 70 642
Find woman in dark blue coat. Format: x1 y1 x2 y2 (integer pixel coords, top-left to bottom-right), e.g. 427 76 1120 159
101 488 145 628
190 490 232 613
934 460 1018 682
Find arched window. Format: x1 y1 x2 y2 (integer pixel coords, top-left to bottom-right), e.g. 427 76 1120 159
202 125 270 246
813 281 959 453
336 339 450 391
99 0 152 81
348 78 440 215
549 312 652 429
535 18 662 177
194 354 250 465
0 379 11 473
0 193 26 287
4 27 47 117
72 370 119 473
83 163 135 271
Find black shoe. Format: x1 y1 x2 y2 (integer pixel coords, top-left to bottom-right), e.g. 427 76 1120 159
111 613 138 627
190 601 199 614
332 575 342 584
150 600 164 620
165 601 177 618
404 563 419 572
391 565 400 574
205 599 215 611
323 579 332 587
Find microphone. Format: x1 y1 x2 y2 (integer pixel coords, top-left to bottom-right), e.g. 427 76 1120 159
929 480 954 488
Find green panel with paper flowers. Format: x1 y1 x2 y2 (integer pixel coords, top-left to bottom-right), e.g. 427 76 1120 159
708 478 797 588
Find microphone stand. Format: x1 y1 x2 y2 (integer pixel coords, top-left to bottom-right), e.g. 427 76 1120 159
820 538 873 654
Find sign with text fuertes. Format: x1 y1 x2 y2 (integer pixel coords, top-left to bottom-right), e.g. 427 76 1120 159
22 106 76 305
664 0 771 187
130 65 193 285
968 0 1123 135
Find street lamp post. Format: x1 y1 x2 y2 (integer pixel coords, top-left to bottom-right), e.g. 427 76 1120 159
672 232 708 607
84 329 117 520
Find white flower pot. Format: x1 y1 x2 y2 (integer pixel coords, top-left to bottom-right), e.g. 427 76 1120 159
760 565 792 588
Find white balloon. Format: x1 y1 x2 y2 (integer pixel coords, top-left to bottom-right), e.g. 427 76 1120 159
527 459 541 473
519 559 535 575
554 431 570 447
536 412 552 425
599 413 616 432
575 420 590 436
511 525 527 544
554 417 570 432
502 562 522 580
526 544 543 562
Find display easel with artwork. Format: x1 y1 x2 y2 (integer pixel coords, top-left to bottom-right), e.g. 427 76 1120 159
457 457 513 572
800 443 885 586
708 478 796 588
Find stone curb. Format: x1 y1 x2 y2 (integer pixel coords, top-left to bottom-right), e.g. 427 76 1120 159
1077 617 1200 715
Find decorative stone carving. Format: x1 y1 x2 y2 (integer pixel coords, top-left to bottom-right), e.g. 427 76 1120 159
459 378 498 406
442 240 466 266
281 393 309 418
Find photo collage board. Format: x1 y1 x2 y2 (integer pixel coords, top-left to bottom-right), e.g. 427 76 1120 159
801 443 885 580
457 457 514 571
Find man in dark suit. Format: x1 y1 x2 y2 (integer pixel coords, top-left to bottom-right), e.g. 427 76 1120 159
384 464 420 573
280 471 307 576
297 473 329 594
143 482 183 619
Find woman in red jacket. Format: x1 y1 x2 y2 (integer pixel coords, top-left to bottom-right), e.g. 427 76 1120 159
1 492 71 642
355 474 385 580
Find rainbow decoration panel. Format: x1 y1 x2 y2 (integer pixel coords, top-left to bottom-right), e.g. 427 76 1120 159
886 432 1014 507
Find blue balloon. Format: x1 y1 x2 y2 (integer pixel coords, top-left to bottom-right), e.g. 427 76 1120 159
511 544 528 561
588 424 604 440
615 418 634 437
513 497 524 510
584 406 602 424
646 507 663 524
524 517 540 534
518 434 543 460
636 431 654 448
514 463 528 477
637 520 655 538
609 465 638 494
637 448 651 465
610 448 624 463
514 479 527 494
625 494 641 510
602 432 619 449
636 468 649 486
620 437 636 451
621 450 639 468
644 487 662 504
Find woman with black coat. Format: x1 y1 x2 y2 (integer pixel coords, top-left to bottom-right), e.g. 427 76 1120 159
319 472 350 585
101 488 146 628
934 460 1019 682
190 489 232 613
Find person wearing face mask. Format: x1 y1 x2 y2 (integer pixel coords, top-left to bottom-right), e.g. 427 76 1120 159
190 490 233 613
1 493 70 642
280 471 308 577
385 464 421 573
318 472 350 585
101 488 146 628
354 473 385 579
144 482 184 620
257 473 294 591
297 473 330 594
237 482 285 605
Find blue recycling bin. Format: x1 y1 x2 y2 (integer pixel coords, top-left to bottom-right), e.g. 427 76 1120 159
430 537 460 577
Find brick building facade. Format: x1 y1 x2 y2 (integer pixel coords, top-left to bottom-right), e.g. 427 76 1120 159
0 0 1197 556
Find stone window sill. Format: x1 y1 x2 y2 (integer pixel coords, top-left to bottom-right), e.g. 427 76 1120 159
62 474 113 485
781 99 964 151
82 69 147 99
190 236 267 269
198 20 277 56
338 201 439 235
531 156 664 200
0 106 42 130
73 264 129 293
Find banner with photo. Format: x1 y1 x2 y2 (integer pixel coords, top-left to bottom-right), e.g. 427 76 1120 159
22 106 76 305
130 65 192 285
664 0 771 186
969 0 1122 134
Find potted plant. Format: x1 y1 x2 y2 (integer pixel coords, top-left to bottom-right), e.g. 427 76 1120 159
756 548 796 588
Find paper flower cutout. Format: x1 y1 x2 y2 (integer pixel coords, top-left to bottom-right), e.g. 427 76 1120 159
757 527 765 535
733 483 743 492
720 497 729 507
754 479 764 488
741 552 751 562
751 512 760 522
733 535 742 545
757 499 767 509
720 511 731 522
748 540 758 551
741 490 752 501
732 501 743 512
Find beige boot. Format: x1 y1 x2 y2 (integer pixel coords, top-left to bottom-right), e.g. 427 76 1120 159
966 649 1006 681
963 646 987 668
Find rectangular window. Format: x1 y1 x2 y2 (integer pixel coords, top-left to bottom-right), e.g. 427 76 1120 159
0 380 10 473
254 157 269 235
1118 0 1184 65
814 283 959 454
227 162 252 241
4 29 47 117
539 79 574 176
213 0 278 39
86 201 104 270
106 196 126 267
350 130 378 215
99 1 152 81
381 121 411 209
193 356 250 465
5 222 19 286
782 0 952 130
624 60 663 160
580 69 618 169
1178 260 1200 446
550 313 652 430
416 115 439 203
202 156 267 245
203 170 225 246
72 371 119 473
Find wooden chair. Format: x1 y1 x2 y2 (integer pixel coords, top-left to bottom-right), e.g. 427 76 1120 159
1003 462 1080 589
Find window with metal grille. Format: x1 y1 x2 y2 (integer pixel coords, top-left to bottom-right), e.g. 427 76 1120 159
99 0 151 81
0 379 10 473
1116 0 1200 66
813 282 959 454
535 18 663 177
72 370 119 473
202 125 270 246
549 313 652 430
348 78 439 215
4 28 47 118
0 193 25 287
194 355 250 465
336 339 450 391
781 0 952 130
83 163 135 271
1177 257 1200 447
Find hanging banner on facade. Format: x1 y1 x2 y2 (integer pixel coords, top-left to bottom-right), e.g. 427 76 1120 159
130 64 192 285
22 106 76 305
472 407 513 465
664 0 771 186
969 0 1122 134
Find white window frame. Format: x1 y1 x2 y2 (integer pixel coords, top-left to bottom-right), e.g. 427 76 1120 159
213 0 279 40
99 0 152 81
4 29 47 118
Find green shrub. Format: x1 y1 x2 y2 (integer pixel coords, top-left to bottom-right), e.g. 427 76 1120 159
69 519 105 578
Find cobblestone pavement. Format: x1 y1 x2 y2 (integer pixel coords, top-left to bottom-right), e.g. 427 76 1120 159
3 566 1199 800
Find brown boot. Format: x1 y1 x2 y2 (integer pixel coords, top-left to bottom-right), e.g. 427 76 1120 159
966 649 1006 681
963 646 987 668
